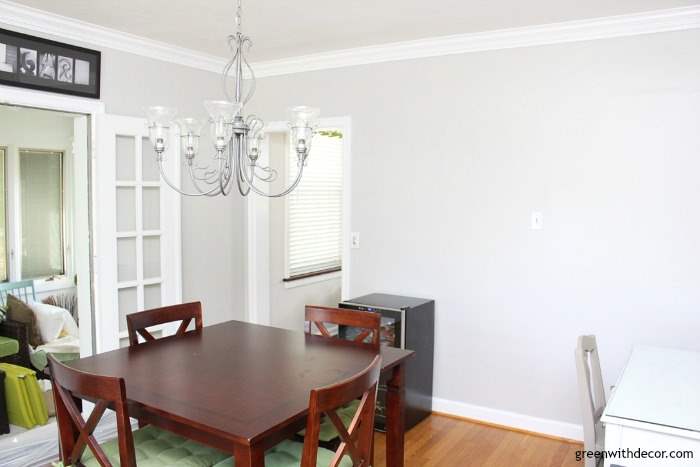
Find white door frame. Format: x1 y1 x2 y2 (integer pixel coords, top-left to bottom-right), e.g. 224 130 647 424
245 116 352 325
0 85 105 357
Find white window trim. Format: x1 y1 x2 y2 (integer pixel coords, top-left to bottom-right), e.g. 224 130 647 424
283 269 342 289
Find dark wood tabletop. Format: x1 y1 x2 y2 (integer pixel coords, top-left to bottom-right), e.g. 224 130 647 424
66 320 414 455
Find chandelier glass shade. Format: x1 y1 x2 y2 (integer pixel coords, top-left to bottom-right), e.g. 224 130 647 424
145 0 320 197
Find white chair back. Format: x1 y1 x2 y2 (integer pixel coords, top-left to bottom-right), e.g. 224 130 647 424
575 335 606 467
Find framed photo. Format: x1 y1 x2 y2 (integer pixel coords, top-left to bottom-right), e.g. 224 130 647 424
0 28 100 99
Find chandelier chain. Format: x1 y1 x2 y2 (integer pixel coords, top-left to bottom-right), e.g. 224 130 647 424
235 0 242 34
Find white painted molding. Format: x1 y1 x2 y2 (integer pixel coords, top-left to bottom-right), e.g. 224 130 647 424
432 397 584 441
0 1 698 78
252 6 700 77
0 0 225 73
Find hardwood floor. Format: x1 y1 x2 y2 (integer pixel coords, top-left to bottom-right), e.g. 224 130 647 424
373 414 584 467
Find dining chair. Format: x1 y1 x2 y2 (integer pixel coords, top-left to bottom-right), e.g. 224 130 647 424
305 305 381 351
301 306 381 454
48 354 228 467
575 335 606 467
299 354 381 467
216 355 381 467
126 301 203 347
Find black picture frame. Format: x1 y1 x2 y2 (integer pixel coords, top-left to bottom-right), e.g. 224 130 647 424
0 28 101 99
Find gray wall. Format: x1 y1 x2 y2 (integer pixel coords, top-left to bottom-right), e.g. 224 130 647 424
248 29 700 429
267 132 341 331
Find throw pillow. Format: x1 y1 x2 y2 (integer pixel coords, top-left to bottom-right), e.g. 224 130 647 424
28 301 66 343
6 294 43 347
61 309 79 338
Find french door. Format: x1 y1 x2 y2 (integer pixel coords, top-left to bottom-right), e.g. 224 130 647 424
94 115 181 352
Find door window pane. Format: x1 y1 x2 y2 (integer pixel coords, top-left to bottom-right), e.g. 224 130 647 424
20 149 64 279
117 237 137 282
116 135 136 181
118 287 137 333
116 187 136 232
144 283 161 310
142 236 160 279
142 137 160 182
142 187 160 230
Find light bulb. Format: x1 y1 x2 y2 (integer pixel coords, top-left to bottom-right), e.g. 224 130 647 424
177 118 202 160
146 106 177 154
204 100 242 150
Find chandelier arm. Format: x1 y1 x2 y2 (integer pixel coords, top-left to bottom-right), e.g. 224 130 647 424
187 164 225 195
189 161 221 183
241 153 306 198
222 160 236 196
235 134 252 196
219 148 231 196
158 159 222 197
253 165 277 182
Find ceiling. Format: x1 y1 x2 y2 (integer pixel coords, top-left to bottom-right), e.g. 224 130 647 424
10 0 699 61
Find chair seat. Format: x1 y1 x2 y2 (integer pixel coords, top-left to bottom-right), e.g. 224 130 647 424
298 399 360 442
212 440 352 467
80 425 229 467
29 350 78 372
0 336 19 358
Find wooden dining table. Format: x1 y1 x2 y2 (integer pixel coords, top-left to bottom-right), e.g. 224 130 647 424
62 320 415 467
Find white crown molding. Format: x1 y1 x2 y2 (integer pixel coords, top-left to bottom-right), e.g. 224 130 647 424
253 5 700 77
0 1 698 78
0 0 226 73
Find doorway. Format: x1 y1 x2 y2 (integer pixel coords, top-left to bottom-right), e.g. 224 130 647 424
0 102 94 464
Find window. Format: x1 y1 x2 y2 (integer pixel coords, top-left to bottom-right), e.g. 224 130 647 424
0 148 66 282
285 129 343 280
19 149 65 279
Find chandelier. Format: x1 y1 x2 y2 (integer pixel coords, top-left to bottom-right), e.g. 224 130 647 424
145 0 320 197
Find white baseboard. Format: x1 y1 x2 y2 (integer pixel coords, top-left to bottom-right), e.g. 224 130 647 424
432 397 584 441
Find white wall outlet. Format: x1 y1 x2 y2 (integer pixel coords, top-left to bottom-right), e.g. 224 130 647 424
531 211 543 230
351 232 360 249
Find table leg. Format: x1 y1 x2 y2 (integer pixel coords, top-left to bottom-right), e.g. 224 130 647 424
235 444 266 467
385 363 406 467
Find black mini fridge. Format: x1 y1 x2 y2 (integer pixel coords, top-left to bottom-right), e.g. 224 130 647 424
338 293 435 432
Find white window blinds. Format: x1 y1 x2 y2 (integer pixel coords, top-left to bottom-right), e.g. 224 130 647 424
20 149 65 279
286 129 343 278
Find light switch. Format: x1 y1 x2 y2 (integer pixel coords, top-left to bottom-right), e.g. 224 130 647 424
351 232 360 249
531 211 543 230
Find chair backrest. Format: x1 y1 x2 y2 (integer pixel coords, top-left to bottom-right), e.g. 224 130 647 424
305 306 381 351
126 302 203 347
302 355 381 467
575 335 606 458
48 354 136 467
0 280 36 306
